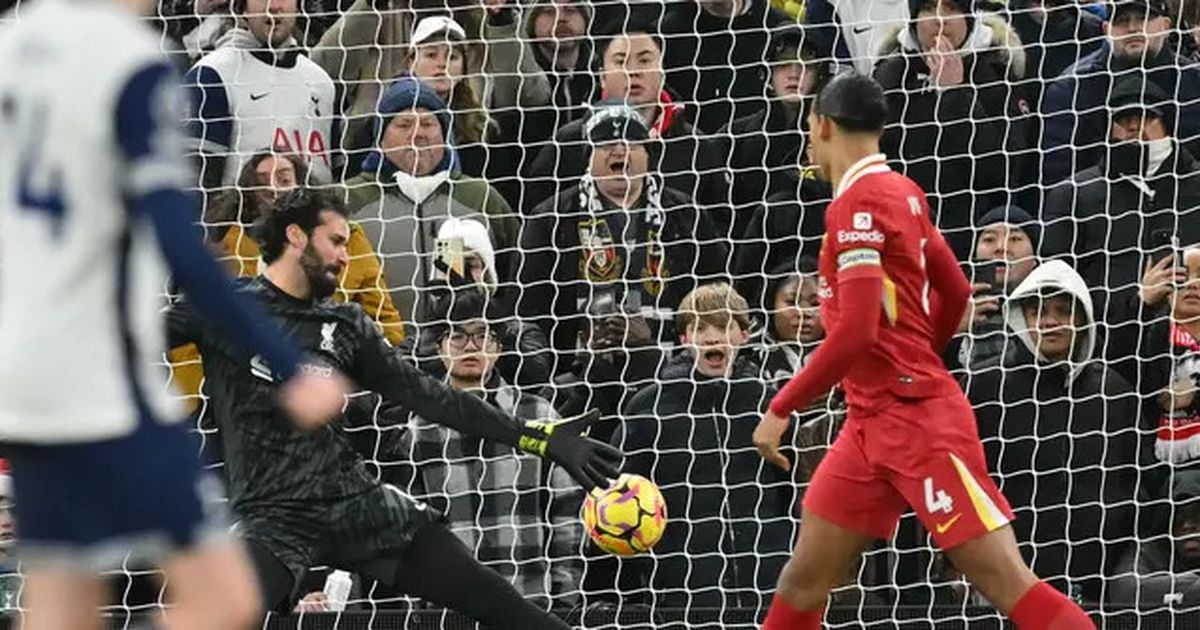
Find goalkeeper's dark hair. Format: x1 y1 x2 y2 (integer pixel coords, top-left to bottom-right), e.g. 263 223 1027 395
258 188 349 264
812 72 889 133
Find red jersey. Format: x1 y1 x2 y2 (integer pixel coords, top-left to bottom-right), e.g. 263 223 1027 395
818 154 960 414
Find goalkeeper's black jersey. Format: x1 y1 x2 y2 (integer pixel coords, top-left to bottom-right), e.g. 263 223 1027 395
167 276 525 512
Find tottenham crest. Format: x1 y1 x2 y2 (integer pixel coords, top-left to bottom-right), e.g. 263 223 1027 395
578 219 620 282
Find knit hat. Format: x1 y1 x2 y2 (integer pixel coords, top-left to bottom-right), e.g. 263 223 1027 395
977 205 1041 253
585 98 651 145
1109 74 1172 122
436 217 497 293
361 76 455 175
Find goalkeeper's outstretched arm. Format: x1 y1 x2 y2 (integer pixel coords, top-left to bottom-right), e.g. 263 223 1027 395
350 312 622 490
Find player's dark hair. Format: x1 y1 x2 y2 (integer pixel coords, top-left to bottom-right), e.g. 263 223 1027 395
258 188 348 264
812 72 889 133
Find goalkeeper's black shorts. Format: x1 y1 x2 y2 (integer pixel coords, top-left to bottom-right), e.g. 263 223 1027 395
236 482 440 584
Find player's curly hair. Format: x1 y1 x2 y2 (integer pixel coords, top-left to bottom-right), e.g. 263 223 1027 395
258 188 348 264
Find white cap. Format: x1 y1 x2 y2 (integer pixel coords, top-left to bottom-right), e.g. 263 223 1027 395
437 217 497 293
411 15 466 47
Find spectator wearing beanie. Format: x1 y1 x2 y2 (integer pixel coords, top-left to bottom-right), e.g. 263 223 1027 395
522 23 733 234
518 102 728 363
1039 0 1200 187
720 25 832 227
1042 74 1200 324
873 0 1027 259
659 0 790 134
947 205 1041 371
345 77 518 335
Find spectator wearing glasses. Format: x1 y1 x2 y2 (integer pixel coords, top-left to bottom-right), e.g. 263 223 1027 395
1039 0 1200 187
394 289 583 609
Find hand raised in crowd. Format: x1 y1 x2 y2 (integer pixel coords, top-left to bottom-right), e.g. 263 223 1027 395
1139 254 1187 307
957 283 1002 334
925 35 965 88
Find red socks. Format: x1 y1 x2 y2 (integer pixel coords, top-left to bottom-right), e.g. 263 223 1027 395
762 595 823 630
1010 581 1096 630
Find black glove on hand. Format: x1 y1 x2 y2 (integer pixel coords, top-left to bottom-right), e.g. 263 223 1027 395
519 409 622 491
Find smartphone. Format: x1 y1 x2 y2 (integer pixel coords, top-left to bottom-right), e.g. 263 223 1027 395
436 236 465 278
962 260 1001 294
1149 230 1183 288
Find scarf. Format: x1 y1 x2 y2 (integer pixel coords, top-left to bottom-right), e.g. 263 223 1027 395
576 173 668 304
1155 322 1200 464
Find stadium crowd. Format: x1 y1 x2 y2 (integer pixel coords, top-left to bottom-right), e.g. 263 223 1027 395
2 0 1200 621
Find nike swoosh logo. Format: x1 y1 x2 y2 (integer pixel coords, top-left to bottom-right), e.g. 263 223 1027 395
250 92 269 101
853 25 871 34
935 513 963 534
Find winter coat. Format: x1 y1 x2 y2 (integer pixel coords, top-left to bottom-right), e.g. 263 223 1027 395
611 352 797 610
1041 143 1200 323
732 165 830 311
872 15 1027 259
659 0 789 134
517 182 729 357
720 99 808 219
964 261 1141 601
1008 0 1104 112
344 171 519 331
167 221 404 410
1039 42 1200 186
1109 469 1200 606
395 379 582 609
522 101 733 232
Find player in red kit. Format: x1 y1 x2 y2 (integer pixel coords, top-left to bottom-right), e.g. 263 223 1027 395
752 74 1095 630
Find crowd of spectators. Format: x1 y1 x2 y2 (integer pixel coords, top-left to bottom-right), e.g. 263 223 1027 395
3 0 1200 618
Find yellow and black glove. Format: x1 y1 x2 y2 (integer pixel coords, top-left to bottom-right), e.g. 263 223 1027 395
519 409 622 491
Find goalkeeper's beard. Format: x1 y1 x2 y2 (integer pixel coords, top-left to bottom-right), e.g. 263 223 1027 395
300 243 340 300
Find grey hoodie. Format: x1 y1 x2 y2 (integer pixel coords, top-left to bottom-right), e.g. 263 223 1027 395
1001 259 1097 382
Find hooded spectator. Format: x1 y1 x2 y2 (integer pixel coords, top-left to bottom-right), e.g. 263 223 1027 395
1039 0 1200 186
721 25 832 224
612 283 797 612
965 260 1140 602
1042 75 1200 322
659 0 790 133
185 0 338 190
518 102 728 363
949 205 1041 370
393 289 582 610
873 0 1025 259
1008 0 1105 112
1110 469 1200 606
523 25 732 233
345 77 518 336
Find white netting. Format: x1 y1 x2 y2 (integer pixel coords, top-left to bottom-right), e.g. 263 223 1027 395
2 0 1200 627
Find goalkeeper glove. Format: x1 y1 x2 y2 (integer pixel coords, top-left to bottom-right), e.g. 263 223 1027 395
519 409 622 491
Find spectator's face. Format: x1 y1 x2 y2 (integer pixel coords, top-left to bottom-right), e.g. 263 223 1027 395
408 43 465 99
1174 502 1200 564
242 0 297 46
601 34 664 108
915 0 970 51
0 498 13 552
253 156 298 207
1174 248 1200 320
440 321 499 383
298 210 350 299
1021 294 1082 362
683 319 749 378
1106 12 1172 61
975 224 1037 291
771 54 817 104
589 141 650 182
381 109 446 176
532 3 586 49
773 276 824 343
1110 110 1169 141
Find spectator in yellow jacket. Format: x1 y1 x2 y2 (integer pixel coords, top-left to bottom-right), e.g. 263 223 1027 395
169 152 404 411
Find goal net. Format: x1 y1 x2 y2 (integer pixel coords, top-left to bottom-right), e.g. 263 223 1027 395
4 0 1200 627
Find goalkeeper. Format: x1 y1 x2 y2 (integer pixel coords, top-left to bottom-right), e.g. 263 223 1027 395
167 188 620 626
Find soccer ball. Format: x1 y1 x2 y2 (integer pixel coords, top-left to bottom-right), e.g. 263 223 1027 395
582 473 667 556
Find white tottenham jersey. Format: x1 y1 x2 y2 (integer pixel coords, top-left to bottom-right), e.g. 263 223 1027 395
187 31 337 185
0 0 187 443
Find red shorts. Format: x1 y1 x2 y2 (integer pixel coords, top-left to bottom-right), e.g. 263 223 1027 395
803 393 1015 550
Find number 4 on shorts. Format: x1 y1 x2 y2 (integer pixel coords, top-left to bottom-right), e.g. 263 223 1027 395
924 477 954 515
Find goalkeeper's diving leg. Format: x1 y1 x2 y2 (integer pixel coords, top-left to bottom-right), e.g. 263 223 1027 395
248 521 571 629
